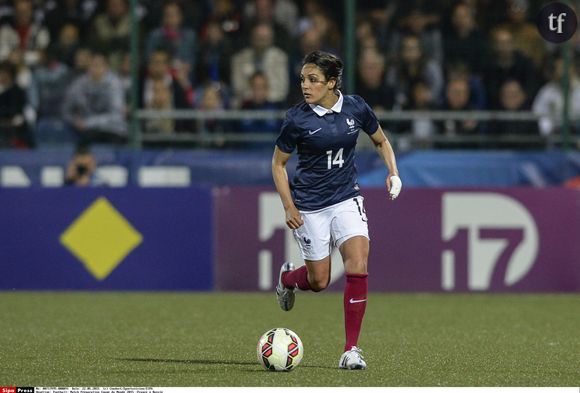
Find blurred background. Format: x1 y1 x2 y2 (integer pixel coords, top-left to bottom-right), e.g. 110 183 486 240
0 0 580 184
0 0 579 292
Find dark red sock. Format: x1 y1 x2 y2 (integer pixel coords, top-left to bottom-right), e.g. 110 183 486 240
344 273 368 351
281 265 311 290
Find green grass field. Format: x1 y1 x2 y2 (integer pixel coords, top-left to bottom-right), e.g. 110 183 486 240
0 292 578 387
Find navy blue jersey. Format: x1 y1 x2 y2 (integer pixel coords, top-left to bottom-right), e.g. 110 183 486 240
276 93 379 211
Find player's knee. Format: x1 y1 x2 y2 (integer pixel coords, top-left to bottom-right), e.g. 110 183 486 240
345 258 368 274
310 277 329 292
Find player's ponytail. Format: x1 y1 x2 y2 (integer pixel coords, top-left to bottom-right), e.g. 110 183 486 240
303 50 343 92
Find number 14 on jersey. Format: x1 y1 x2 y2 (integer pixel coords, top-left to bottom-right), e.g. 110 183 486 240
326 148 344 169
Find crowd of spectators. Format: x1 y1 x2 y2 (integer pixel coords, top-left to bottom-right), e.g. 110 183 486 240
0 0 577 149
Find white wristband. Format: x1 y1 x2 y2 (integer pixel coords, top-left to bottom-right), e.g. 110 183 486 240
389 175 402 199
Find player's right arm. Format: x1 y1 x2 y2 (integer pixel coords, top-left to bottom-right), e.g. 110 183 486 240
272 146 304 229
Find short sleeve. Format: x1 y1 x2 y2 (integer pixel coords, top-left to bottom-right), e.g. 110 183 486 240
356 96 379 135
276 111 299 153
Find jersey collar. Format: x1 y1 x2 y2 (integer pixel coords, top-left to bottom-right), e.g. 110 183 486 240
309 91 343 116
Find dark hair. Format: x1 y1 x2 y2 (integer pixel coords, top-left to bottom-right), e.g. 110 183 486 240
75 142 91 155
164 0 183 13
302 50 343 91
250 70 267 83
91 49 109 62
149 48 170 61
0 61 16 80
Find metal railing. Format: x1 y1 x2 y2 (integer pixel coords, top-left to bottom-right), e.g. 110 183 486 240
134 109 580 150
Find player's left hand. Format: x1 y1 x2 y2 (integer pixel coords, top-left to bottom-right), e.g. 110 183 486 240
387 175 402 200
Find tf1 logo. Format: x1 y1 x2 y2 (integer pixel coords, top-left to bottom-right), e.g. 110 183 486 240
441 193 539 291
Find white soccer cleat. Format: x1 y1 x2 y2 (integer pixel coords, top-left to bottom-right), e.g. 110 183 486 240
276 262 295 311
339 346 367 370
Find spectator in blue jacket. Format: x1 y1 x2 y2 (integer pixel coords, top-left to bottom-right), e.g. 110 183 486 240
239 71 281 148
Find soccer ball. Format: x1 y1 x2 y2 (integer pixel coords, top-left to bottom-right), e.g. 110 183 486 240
257 328 303 371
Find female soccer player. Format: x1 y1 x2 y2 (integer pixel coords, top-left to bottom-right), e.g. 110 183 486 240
272 50 401 370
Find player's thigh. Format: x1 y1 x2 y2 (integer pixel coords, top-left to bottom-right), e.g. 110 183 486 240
339 235 369 274
293 209 332 261
331 196 369 249
331 196 370 274
305 256 331 288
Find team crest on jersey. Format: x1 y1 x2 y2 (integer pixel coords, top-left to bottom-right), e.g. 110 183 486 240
346 118 359 134
346 118 359 135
